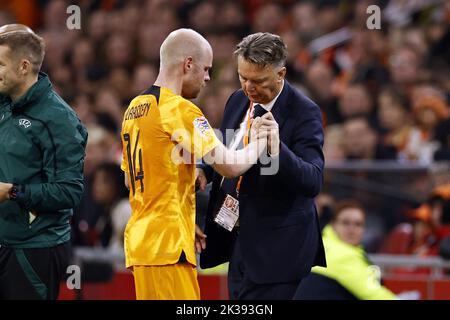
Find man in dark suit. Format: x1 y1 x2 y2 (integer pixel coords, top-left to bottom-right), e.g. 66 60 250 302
197 32 326 300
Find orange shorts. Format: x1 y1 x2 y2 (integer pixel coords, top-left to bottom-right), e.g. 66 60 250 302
133 263 200 300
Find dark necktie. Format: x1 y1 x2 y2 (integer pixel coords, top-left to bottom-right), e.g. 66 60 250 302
252 104 267 118
221 104 267 196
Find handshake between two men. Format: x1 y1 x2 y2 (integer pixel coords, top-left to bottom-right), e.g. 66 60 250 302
196 111 280 193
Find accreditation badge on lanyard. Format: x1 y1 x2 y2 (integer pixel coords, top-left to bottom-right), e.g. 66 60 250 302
214 194 239 231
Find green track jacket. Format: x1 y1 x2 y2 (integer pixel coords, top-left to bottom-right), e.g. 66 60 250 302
0 72 88 248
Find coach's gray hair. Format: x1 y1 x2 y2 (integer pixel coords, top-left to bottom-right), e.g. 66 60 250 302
234 32 287 68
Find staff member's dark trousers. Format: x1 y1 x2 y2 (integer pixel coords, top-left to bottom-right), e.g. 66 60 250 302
228 239 300 300
0 242 70 300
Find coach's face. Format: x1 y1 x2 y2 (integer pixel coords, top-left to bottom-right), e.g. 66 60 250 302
237 56 285 105
0 45 21 98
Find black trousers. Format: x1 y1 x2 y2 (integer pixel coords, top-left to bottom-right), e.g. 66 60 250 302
228 239 300 300
0 242 70 300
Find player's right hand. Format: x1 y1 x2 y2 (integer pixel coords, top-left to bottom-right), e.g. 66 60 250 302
195 168 207 192
195 224 207 253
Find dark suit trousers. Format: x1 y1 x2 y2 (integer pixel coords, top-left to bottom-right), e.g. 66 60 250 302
228 237 300 300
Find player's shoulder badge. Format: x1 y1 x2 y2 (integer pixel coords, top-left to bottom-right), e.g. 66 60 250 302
193 117 211 136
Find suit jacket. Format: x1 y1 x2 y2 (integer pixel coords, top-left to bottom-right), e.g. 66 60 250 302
199 81 326 284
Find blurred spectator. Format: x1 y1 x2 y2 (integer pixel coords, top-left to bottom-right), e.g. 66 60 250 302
434 118 450 160
72 124 115 246
338 83 375 123
197 83 238 129
294 199 397 300
108 3 140 36
86 10 109 44
342 117 397 160
137 22 173 65
401 88 449 163
382 183 450 273
219 1 248 36
95 112 123 165
408 184 450 257
91 163 131 249
377 86 413 155
279 29 308 81
131 63 157 96
317 1 342 34
251 3 285 34
83 125 115 177
388 46 423 93
71 37 95 77
291 2 320 43
306 60 341 125
94 86 126 130
71 93 96 127
105 34 134 69
108 67 133 105
187 0 217 34
323 124 345 162
402 28 429 62
207 33 240 65
42 0 68 32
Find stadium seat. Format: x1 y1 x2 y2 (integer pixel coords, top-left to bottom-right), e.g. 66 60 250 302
379 223 414 254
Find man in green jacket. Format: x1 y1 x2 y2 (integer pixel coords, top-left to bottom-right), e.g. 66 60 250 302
0 24 87 299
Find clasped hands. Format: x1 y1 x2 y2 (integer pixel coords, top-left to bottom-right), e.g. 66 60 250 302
250 112 280 156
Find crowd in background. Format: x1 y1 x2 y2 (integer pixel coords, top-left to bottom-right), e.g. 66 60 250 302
1 0 449 262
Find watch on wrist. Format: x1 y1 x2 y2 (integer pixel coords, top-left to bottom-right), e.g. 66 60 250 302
9 184 24 200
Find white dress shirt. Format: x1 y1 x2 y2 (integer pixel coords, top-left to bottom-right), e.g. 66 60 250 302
229 81 284 151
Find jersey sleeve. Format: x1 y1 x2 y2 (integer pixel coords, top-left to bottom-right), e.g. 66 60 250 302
120 122 129 173
120 153 128 172
164 100 220 159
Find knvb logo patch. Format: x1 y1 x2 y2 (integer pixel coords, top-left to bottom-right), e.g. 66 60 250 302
19 119 31 128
